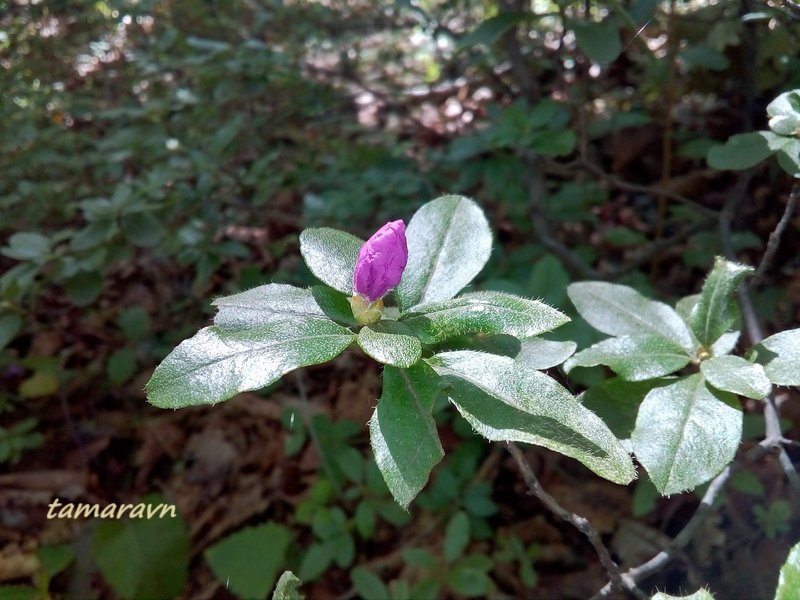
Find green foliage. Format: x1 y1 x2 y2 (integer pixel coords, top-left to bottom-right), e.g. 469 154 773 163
5 3 799 596
148 195 613 509
2 543 77 600
567 259 778 495
444 511 471 563
357 323 422 368
93 495 189 600
567 335 691 381
0 418 44 464
700 355 771 399
571 18 623 64
205 523 293 600
567 282 696 353
707 89 800 175
350 567 390 600
754 500 793 539
147 288 355 408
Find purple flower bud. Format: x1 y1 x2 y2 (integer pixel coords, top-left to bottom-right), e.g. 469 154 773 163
353 220 408 302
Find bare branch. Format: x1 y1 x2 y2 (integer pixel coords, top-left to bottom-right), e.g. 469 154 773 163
505 442 648 600
526 156 716 280
591 173 800 597
576 161 719 218
591 442 776 598
717 174 800 497
754 181 800 283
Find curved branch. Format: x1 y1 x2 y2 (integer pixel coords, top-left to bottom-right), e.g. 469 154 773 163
505 442 648 600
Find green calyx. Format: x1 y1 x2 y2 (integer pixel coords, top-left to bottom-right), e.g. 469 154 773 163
350 294 384 326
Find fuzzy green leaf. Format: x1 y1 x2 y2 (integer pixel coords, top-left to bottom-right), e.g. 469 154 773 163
756 328 800 386
514 338 577 370
400 291 568 344
311 285 358 327
431 351 635 484
146 320 354 408
568 282 696 352
775 541 800 600
690 257 753 347
700 355 771 399
397 195 492 309
369 363 444 508
358 322 422 368
212 284 331 329
299 227 363 295
566 335 690 381
651 590 715 600
767 90 800 136
631 374 741 495
707 131 784 170
272 571 304 600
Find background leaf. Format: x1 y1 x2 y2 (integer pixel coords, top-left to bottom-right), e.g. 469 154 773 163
350 567 390 600
571 19 622 64
93 495 189 600
397 195 492 309
459 12 528 48
631 374 742 495
444 511 471 563
205 523 293 600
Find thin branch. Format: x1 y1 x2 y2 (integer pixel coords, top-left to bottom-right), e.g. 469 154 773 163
498 0 538 101
754 180 800 283
576 161 719 218
591 441 777 598
526 156 716 280
506 442 648 600
591 174 800 597
717 174 800 497
775 0 800 20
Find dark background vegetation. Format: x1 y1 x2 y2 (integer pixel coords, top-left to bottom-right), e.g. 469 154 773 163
1 1 799 598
